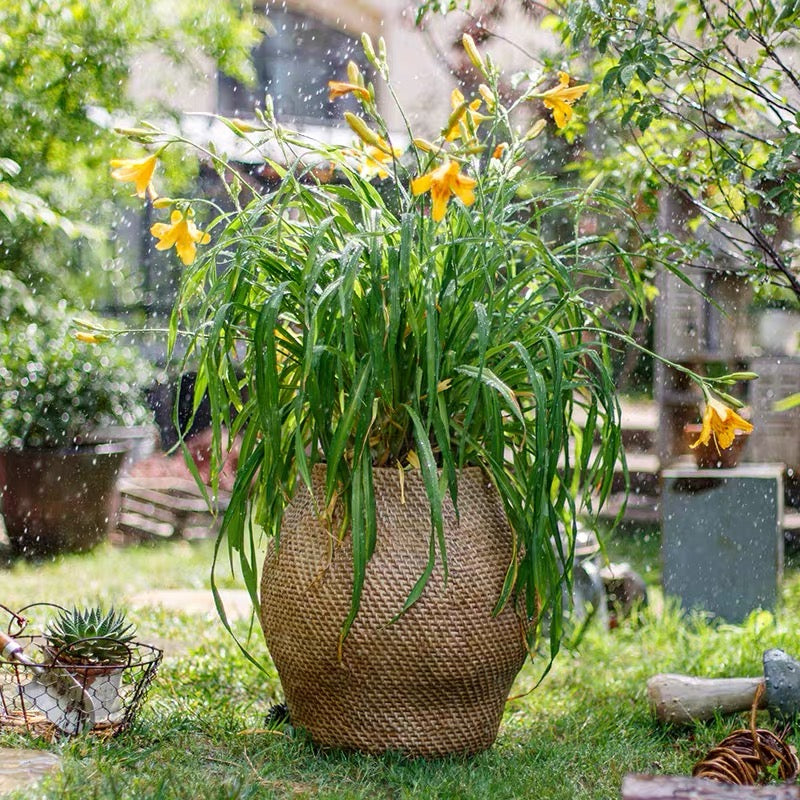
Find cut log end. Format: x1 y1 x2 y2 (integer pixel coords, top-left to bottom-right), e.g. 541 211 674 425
622 774 800 799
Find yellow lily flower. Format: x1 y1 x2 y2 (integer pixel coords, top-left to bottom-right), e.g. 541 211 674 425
353 138 401 180
110 154 158 199
328 81 370 102
150 210 211 266
445 88 485 142
411 160 476 222
690 397 754 451
540 71 590 129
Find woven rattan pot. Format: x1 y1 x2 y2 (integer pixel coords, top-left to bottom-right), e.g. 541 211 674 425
260 465 528 758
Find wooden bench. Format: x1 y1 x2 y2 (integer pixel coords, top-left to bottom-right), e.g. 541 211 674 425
117 477 230 541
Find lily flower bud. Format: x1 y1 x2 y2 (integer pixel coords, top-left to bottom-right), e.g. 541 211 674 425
344 112 383 147
347 60 363 86
462 34 486 73
361 33 379 68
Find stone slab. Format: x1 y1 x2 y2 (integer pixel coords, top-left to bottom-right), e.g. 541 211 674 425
0 748 60 795
127 589 253 621
662 464 783 621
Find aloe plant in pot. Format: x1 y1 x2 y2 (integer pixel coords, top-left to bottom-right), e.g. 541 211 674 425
112 36 752 757
0 295 153 556
31 606 137 726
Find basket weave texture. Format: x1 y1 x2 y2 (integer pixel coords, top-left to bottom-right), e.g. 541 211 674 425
260 465 528 758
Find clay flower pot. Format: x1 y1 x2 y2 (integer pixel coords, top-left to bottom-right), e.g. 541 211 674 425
0 442 128 556
683 423 750 469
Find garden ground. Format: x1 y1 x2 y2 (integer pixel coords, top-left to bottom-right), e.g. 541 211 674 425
1 531 798 800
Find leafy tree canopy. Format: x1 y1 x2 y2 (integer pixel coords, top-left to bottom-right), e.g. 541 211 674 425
416 0 800 302
0 0 258 305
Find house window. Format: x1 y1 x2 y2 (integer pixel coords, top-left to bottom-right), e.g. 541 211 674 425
218 8 368 123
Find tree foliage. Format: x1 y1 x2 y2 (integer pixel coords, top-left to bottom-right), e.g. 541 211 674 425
0 0 258 304
557 0 800 300
416 0 800 303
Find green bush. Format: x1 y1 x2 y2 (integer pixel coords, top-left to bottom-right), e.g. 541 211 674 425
0 304 153 449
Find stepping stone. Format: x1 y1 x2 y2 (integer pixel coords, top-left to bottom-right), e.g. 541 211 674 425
0 748 60 795
128 589 252 621
126 590 254 656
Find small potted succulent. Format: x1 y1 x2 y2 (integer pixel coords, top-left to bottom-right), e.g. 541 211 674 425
40 606 137 723
0 297 153 555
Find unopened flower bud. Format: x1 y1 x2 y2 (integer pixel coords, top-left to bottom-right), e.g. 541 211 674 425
263 94 275 122
114 126 154 139
75 331 110 344
344 112 382 147
442 100 469 140
523 119 547 141
347 60 362 86
715 391 745 409
462 33 486 73
230 118 267 133
478 84 496 110
724 371 759 381
73 318 103 331
361 33 379 68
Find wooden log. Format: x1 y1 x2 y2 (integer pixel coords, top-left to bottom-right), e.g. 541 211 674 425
622 774 800 799
647 673 764 724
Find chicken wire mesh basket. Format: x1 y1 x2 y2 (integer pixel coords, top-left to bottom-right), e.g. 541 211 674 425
0 604 162 739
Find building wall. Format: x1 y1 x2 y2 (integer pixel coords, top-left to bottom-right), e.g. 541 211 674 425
127 1 556 138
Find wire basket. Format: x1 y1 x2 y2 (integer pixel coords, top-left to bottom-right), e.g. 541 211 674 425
0 604 162 740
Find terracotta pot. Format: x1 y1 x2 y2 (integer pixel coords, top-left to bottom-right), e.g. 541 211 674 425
260 465 528 758
0 443 127 556
683 424 750 469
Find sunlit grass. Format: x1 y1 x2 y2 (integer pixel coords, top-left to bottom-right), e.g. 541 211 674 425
2 535 798 799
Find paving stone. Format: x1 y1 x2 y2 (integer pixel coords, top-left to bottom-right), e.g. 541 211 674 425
128 588 252 621
0 748 60 795
124 589 255 657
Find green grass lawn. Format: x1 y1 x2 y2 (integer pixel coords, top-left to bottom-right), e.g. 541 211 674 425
1 534 798 799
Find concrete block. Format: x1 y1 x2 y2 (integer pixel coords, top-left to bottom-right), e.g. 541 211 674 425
661 463 783 622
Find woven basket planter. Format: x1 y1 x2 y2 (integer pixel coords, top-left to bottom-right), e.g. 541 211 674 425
260 465 528 758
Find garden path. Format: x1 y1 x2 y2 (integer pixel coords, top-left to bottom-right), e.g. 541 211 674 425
128 588 251 621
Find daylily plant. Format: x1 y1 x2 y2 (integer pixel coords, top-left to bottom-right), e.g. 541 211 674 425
353 141 402 180
110 153 158 199
328 80 371 102
410 160 477 222
444 88 486 142
150 209 211 266
109 33 754 668
539 71 590 129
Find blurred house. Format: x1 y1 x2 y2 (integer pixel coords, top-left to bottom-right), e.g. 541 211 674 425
128 1 551 134
115 1 553 325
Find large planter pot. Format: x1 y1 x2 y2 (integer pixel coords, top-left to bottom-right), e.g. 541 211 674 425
260 466 528 758
77 425 158 473
0 443 127 556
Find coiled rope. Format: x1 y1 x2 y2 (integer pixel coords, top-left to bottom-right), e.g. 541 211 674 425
692 683 799 785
